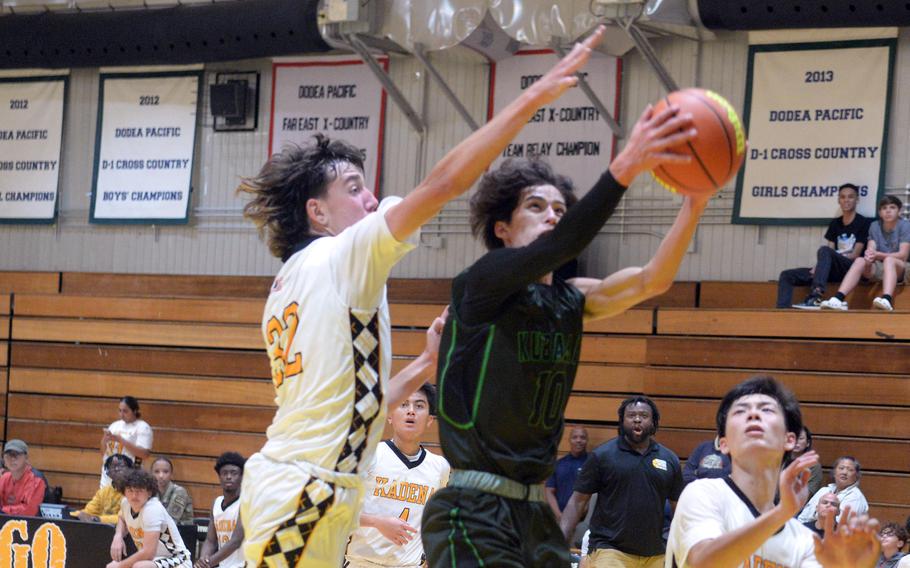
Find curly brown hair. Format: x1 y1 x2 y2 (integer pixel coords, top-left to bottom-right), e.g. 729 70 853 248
121 467 159 499
470 158 576 250
238 134 365 260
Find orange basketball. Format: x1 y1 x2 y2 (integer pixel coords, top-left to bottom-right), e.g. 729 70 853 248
650 88 746 197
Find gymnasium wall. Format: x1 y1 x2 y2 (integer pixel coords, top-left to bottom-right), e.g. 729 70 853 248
1 28 909 280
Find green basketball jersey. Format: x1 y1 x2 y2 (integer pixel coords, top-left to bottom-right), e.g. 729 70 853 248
437 271 585 484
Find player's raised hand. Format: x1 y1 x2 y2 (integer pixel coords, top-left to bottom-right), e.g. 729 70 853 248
423 306 449 365
777 450 819 518
374 516 418 546
609 104 696 186
813 505 881 568
526 25 606 107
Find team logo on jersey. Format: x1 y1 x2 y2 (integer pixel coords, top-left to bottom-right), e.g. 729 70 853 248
373 477 436 505
652 458 668 471
271 276 284 292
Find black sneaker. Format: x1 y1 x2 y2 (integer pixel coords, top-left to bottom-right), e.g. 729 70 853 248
792 296 822 310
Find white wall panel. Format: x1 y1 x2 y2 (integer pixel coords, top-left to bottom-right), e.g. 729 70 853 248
1 28 910 282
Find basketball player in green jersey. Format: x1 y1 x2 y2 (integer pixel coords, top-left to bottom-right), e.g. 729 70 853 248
421 105 710 567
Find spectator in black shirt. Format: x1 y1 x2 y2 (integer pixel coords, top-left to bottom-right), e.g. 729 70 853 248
777 183 871 309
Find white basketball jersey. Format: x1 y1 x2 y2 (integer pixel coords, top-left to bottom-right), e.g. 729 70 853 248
666 478 821 568
346 441 450 567
259 197 415 475
212 495 244 568
121 497 189 559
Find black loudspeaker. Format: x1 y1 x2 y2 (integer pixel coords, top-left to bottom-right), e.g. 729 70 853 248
211 72 259 132
210 81 247 121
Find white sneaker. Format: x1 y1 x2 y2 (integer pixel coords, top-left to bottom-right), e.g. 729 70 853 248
872 296 894 311
820 297 848 311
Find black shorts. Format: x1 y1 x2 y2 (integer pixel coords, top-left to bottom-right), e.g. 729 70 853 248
421 486 571 568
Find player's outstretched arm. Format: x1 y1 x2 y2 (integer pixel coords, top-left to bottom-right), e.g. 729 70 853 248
564 105 702 321
571 193 708 322
385 307 447 411
684 452 818 568
383 26 607 242
813 506 880 568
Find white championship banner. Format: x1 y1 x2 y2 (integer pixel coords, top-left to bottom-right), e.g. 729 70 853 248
91 71 201 223
0 76 66 222
270 56 387 193
733 40 894 224
490 50 620 195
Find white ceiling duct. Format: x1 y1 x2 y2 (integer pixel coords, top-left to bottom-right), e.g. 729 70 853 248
374 0 638 56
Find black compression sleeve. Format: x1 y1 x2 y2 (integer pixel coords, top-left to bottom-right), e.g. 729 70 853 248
459 170 628 324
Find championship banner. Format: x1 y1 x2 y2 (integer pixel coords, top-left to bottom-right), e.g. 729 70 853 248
490 50 620 195
270 56 387 193
0 76 66 223
733 40 895 224
90 70 201 223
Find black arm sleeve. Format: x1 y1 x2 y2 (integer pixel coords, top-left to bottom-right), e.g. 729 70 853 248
459 170 628 325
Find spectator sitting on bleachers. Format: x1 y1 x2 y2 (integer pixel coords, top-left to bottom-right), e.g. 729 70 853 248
801 492 839 537
877 522 907 568
73 453 134 524
152 456 194 524
798 455 868 524
0 439 46 517
682 436 731 486
821 195 910 311
779 183 870 309
100 396 153 488
788 426 823 497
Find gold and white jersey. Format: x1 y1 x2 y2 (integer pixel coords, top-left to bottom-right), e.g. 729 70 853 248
259 197 416 475
346 441 450 567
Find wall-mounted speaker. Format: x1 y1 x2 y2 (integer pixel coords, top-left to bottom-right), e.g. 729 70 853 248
211 71 259 132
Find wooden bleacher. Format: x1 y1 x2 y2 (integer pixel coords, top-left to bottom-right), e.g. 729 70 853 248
700 280 906 309
0 273 906 527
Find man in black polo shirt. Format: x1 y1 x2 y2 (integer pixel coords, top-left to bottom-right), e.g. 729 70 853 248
560 396 683 568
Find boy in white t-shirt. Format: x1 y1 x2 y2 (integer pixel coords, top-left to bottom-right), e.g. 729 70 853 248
108 468 191 568
666 376 880 568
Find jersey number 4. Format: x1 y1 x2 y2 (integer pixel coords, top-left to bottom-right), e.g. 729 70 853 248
266 302 302 388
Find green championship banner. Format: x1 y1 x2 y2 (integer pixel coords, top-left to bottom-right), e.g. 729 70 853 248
90 70 201 224
0 75 67 223
733 39 895 225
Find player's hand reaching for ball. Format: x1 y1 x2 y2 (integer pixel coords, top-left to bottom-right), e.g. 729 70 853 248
813 505 881 568
609 104 696 187
375 516 418 546
777 450 818 518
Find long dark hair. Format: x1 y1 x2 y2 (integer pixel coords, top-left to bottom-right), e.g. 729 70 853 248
238 134 365 260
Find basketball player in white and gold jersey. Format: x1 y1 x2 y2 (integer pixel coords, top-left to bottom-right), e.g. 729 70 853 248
236 26 607 568
345 383 449 568
196 452 245 568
